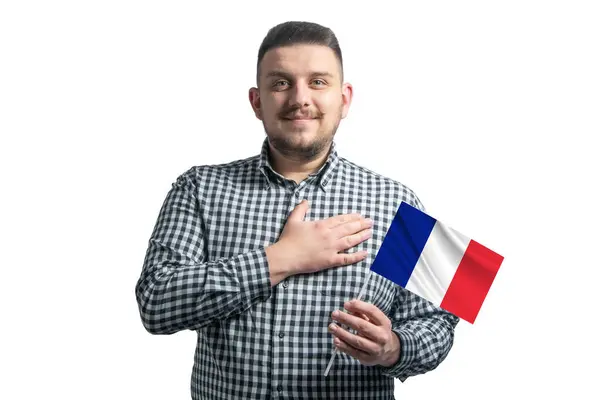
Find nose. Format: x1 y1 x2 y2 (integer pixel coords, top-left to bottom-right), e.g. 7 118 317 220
288 81 311 108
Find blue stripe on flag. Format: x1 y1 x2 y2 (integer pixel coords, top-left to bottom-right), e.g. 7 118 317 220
370 202 437 287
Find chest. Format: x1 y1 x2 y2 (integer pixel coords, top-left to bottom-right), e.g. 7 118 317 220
202 180 402 315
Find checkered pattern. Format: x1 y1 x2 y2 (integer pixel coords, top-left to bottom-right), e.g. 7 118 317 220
135 138 459 399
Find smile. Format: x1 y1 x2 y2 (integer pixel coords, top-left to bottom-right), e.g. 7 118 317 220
283 118 318 121
284 119 316 124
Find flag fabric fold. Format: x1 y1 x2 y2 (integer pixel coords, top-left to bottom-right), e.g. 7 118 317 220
370 201 503 324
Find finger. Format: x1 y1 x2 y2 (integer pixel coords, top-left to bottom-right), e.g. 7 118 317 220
331 310 379 342
356 312 370 323
323 213 363 229
287 199 309 222
333 336 375 365
329 323 379 355
331 218 373 240
344 300 390 328
331 250 368 266
340 312 371 337
334 228 372 252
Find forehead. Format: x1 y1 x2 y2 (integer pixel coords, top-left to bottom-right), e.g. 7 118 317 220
260 44 341 79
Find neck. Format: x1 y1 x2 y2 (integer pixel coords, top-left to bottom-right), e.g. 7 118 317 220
268 142 331 184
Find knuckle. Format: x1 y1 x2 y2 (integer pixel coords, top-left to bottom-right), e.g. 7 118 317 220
346 235 357 247
356 321 366 332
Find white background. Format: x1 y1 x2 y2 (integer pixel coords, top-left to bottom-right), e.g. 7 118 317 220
1 1 598 399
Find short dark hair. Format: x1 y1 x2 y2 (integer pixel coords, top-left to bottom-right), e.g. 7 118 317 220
256 21 344 84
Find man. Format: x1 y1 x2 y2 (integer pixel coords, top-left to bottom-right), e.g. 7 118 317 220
135 21 459 399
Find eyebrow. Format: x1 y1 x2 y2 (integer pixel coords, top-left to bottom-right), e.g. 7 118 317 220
264 71 336 80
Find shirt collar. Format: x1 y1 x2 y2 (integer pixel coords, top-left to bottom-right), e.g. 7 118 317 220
257 137 339 191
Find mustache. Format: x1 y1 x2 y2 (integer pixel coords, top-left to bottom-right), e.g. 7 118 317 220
278 107 323 119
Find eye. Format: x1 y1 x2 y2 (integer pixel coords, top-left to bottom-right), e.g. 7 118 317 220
312 79 326 86
273 80 289 89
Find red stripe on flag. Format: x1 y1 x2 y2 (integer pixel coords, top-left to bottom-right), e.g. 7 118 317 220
440 240 503 324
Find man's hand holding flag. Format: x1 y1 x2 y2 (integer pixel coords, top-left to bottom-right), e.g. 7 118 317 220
324 201 504 376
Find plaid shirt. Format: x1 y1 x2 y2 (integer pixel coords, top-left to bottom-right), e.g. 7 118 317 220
135 138 458 400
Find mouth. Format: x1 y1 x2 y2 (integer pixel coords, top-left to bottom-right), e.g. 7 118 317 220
282 118 317 125
282 116 319 121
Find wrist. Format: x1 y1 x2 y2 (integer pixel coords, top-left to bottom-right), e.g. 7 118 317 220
380 331 401 367
265 241 296 286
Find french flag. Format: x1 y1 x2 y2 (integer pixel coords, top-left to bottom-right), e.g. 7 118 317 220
370 202 504 324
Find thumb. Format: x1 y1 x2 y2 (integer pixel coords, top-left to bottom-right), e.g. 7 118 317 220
288 199 309 222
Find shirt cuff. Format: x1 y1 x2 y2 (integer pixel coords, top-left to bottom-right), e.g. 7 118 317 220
378 329 417 381
234 246 273 305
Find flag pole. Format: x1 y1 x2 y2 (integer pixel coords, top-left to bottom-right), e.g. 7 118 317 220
323 270 372 377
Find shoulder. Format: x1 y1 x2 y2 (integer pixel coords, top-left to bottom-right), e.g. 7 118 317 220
178 156 259 183
173 154 260 188
338 157 425 211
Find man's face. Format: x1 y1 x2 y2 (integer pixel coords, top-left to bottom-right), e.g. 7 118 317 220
249 44 353 160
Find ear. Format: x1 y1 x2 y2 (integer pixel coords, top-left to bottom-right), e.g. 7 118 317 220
249 87 262 120
340 82 353 119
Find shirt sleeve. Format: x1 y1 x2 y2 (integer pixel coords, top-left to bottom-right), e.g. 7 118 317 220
135 169 273 335
377 287 459 381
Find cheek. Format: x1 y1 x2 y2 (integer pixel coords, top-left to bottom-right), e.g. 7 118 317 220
316 95 343 116
261 98 283 120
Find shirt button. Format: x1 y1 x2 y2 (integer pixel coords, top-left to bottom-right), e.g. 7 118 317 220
279 332 285 339
277 384 283 392
283 281 288 288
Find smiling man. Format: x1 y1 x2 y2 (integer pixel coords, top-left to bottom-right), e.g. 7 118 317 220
135 21 459 399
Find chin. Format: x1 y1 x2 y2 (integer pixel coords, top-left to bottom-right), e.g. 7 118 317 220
283 130 321 144
268 132 332 159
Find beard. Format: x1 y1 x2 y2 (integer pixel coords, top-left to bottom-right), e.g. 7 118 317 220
264 106 342 161
267 128 335 161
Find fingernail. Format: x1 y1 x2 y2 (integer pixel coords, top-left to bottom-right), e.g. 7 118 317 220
329 323 337 331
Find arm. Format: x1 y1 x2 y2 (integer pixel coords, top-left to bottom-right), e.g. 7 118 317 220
135 170 273 335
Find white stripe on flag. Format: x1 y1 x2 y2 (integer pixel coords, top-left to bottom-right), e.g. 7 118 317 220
405 221 471 306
